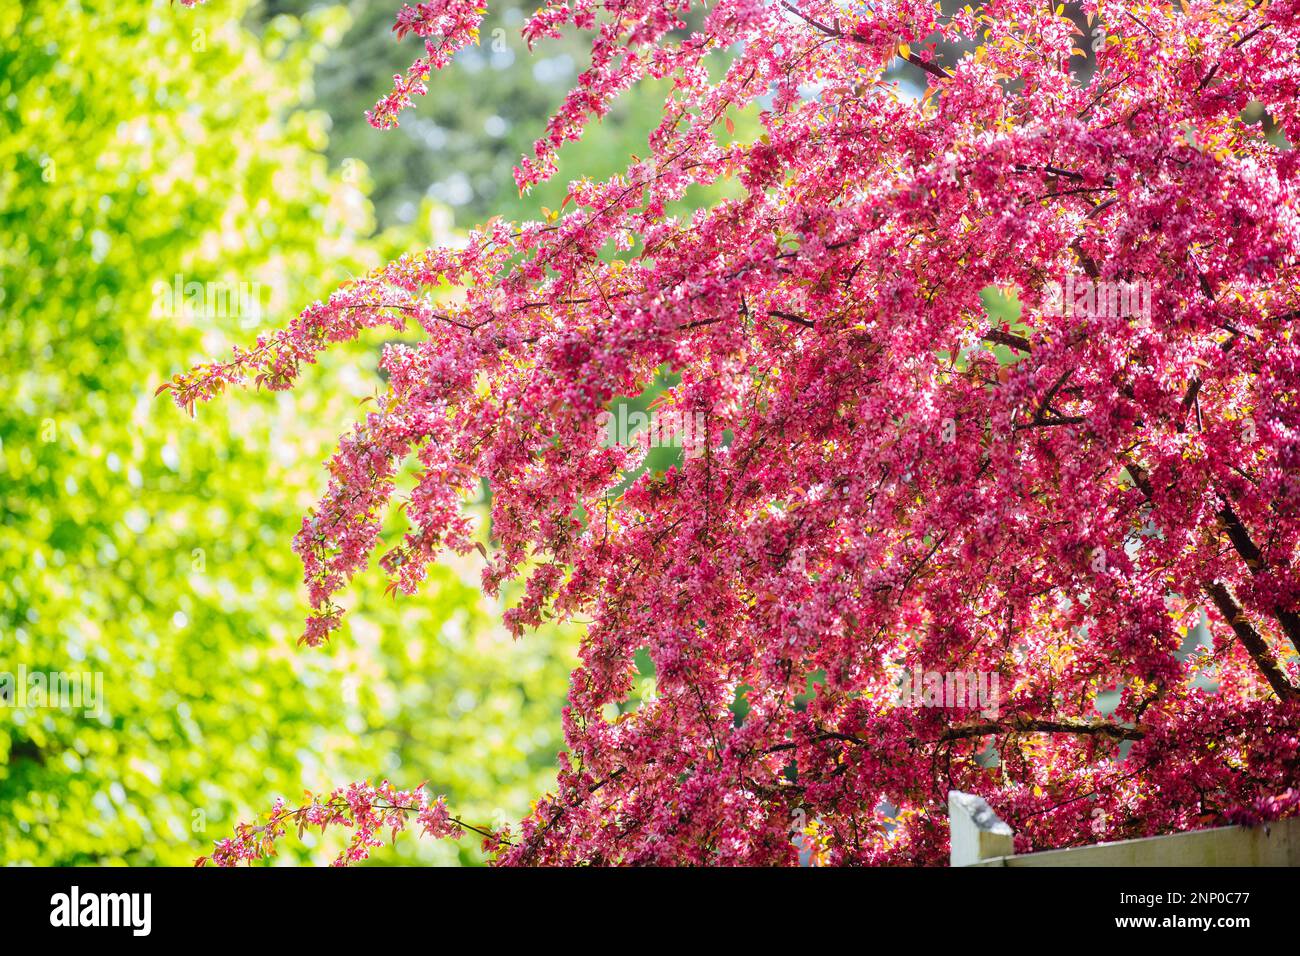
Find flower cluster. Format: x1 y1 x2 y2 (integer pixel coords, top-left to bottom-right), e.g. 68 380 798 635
368 2 488 129
196 781 471 867
175 0 1300 863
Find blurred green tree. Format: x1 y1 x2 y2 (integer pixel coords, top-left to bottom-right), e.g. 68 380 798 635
0 0 574 865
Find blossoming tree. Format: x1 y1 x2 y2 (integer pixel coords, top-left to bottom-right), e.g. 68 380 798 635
169 0 1300 865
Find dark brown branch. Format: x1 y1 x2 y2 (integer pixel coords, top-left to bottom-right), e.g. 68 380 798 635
767 309 816 328
1215 504 1300 656
1015 414 1086 430
768 719 1145 754
905 52 952 80
1127 462 1300 696
1178 274 1300 656
981 329 1032 352
941 719 1146 742
1205 582 1298 701
777 1 951 79
1069 236 1101 279
1198 22 1271 90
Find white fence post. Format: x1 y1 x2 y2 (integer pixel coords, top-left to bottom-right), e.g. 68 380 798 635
949 790 1014 866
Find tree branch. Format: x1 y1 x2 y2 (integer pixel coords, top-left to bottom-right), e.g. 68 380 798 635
982 329 1032 351
1205 582 1298 701
940 718 1145 742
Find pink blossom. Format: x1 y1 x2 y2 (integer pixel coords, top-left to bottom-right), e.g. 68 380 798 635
180 0 1300 865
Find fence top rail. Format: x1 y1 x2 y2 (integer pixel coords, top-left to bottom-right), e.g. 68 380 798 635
948 790 1300 867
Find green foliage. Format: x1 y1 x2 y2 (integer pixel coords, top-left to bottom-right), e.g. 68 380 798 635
268 0 749 229
0 0 574 865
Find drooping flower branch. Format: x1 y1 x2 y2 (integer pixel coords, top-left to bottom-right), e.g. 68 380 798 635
195 781 497 867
